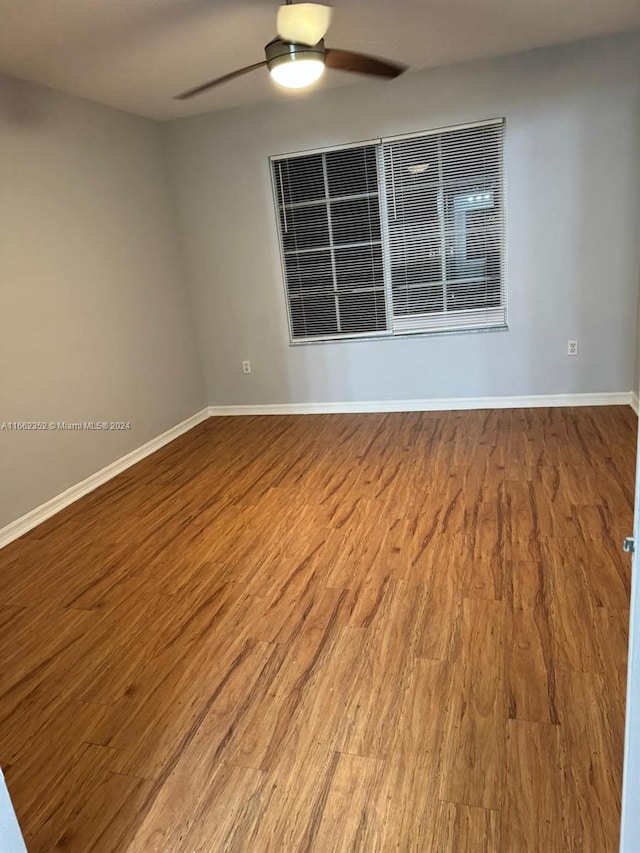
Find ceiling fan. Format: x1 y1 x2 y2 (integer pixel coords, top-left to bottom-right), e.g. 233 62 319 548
176 1 407 100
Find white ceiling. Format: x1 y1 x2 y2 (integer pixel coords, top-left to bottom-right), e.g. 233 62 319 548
1 0 639 121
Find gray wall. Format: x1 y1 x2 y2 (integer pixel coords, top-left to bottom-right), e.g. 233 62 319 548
164 33 640 407
0 77 205 529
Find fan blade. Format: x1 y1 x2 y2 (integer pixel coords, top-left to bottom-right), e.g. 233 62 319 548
175 61 267 99
325 49 406 78
277 3 332 47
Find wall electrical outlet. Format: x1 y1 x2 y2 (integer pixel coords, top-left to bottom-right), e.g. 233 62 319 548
242 360 252 374
567 340 578 356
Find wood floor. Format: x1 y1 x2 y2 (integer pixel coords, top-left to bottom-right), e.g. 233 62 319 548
0 407 635 852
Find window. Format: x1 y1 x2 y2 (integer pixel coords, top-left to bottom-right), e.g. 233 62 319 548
271 119 506 343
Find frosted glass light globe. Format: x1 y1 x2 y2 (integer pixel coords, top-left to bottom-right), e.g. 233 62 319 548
270 58 325 89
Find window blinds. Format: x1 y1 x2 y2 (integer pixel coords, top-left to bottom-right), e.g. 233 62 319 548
271 119 506 343
383 120 506 334
272 144 386 341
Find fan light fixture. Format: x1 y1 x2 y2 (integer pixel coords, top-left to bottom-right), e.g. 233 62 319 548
266 38 326 90
174 3 407 102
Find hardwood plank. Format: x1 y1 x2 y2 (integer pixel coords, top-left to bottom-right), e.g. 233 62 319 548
29 771 153 853
501 720 566 852
127 761 266 852
554 670 624 852
220 591 350 773
439 597 507 810
506 604 558 724
13 742 120 845
333 582 426 759
307 752 384 852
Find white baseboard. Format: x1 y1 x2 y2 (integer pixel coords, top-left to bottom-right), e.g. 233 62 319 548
0 408 210 550
2 392 635 550
209 391 633 417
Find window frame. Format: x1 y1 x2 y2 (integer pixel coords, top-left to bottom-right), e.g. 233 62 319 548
269 119 508 346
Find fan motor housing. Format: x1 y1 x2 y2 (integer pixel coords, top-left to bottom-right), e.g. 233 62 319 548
265 37 326 71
